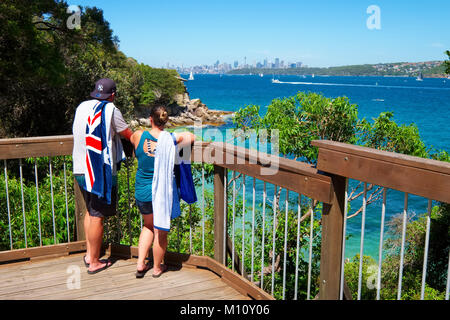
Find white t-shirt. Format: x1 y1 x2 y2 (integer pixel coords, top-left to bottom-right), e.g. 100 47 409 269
72 99 128 175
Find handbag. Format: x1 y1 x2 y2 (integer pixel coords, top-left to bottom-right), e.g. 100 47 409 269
171 133 198 204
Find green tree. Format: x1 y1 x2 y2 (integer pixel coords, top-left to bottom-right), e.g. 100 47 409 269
138 65 186 106
0 0 120 137
0 0 185 138
444 50 450 75
233 92 359 163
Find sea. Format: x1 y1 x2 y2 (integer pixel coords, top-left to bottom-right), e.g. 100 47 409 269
183 74 450 260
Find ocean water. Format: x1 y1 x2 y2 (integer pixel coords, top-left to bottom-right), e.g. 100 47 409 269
183 74 450 260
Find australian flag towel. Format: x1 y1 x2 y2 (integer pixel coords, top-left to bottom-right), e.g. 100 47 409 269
84 100 116 204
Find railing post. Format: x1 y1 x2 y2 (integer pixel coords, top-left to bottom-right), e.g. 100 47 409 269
319 173 347 300
73 177 86 241
214 165 226 263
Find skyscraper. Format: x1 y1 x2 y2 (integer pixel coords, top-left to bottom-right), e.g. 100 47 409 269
275 58 280 68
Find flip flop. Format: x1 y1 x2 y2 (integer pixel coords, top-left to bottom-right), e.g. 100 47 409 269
83 255 90 268
87 260 111 275
135 263 151 279
152 264 168 278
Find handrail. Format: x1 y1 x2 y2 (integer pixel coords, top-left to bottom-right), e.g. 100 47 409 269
312 140 450 203
1 135 449 301
312 140 450 174
194 141 333 204
0 135 73 160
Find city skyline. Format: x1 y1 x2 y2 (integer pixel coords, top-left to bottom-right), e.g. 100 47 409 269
170 58 444 76
168 57 304 74
73 0 449 68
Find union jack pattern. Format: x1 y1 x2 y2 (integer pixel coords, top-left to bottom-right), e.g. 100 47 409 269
84 100 112 203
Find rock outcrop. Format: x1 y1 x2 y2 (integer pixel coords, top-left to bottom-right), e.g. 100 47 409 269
132 86 233 129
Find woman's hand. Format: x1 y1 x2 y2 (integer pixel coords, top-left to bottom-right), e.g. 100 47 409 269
176 131 196 147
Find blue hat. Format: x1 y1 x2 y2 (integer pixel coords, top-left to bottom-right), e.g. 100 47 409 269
90 78 116 100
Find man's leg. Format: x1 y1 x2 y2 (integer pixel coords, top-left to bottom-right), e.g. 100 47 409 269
87 215 109 272
84 211 91 264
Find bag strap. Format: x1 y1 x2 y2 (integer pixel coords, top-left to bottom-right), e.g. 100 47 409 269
170 132 177 146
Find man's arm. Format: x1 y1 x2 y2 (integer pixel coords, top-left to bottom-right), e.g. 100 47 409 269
119 128 133 141
111 107 134 157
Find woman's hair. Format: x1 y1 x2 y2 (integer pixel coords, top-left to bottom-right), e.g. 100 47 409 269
150 105 169 128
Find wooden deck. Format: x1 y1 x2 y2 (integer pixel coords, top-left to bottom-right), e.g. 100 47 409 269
0 253 253 300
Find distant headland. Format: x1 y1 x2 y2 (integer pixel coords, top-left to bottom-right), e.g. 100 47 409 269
226 61 447 78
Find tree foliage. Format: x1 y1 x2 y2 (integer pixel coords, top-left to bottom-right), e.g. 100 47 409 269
444 50 450 75
0 0 184 138
233 92 359 163
138 65 186 106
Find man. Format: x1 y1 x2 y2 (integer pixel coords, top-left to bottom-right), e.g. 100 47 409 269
72 78 133 274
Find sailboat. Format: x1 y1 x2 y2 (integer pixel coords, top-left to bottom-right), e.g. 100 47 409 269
416 72 423 81
188 71 194 80
271 74 280 83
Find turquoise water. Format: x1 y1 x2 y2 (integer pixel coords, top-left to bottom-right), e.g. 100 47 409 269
184 74 450 260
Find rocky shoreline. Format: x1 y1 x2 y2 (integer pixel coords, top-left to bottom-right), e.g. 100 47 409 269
131 87 233 130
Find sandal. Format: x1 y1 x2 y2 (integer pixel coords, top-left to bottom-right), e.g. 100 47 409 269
83 255 90 268
135 263 151 279
152 264 168 278
87 260 111 275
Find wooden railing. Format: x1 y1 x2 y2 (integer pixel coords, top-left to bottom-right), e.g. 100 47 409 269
0 135 449 300
312 140 450 300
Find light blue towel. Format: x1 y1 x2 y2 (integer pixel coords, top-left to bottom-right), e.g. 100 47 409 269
152 131 181 231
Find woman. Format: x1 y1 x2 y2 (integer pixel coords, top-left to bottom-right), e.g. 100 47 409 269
131 105 195 278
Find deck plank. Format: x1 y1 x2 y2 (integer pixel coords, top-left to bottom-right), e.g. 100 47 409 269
0 253 253 300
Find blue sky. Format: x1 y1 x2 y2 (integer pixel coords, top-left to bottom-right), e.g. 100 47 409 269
73 0 449 68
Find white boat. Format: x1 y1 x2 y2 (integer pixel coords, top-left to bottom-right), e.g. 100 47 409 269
416 72 423 81
188 71 194 80
271 79 281 84
259 73 263 77
312 74 315 78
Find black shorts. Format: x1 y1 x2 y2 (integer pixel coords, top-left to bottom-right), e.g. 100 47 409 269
75 176 117 218
136 199 153 215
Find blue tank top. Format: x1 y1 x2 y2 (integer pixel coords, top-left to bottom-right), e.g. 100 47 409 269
134 131 158 202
